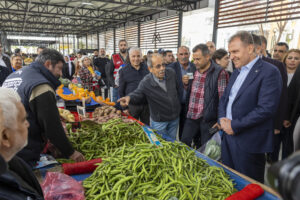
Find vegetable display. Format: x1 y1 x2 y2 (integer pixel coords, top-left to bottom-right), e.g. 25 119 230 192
83 141 236 200
66 119 149 160
58 108 75 122
92 106 133 124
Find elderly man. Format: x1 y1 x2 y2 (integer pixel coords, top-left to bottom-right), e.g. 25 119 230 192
106 39 128 103
118 53 181 140
168 46 196 139
219 31 282 182
273 42 289 62
118 47 150 125
11 54 23 72
3 49 85 167
0 88 44 199
206 41 216 56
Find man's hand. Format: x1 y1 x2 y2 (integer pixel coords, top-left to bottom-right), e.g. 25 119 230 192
220 118 234 135
69 151 85 162
117 96 130 107
283 120 291 128
212 123 221 130
123 109 130 116
182 75 189 85
274 129 280 134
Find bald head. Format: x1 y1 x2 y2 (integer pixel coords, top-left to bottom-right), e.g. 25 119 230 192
206 41 216 56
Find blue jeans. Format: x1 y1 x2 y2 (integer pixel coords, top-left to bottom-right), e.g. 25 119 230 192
110 87 119 103
150 117 179 140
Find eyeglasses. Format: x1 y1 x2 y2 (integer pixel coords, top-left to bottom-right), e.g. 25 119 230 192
154 64 166 69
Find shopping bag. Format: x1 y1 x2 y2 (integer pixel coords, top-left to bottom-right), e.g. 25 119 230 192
197 131 222 161
42 172 85 200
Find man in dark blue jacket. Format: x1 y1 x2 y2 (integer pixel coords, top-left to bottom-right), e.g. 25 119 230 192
167 46 196 139
3 49 85 166
219 31 282 183
119 47 150 125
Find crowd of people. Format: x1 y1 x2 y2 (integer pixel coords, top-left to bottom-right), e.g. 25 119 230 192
0 29 299 198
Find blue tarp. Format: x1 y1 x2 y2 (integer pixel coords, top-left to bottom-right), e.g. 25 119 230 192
62 87 100 106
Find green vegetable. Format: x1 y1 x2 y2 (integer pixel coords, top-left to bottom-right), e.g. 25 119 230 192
83 141 236 200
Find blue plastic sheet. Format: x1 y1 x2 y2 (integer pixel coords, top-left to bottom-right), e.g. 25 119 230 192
62 87 99 106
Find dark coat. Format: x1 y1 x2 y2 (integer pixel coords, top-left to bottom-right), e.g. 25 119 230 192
287 64 300 124
167 61 196 104
0 156 44 200
219 58 282 153
129 68 181 122
262 56 288 130
0 65 11 86
1 54 12 73
62 62 75 80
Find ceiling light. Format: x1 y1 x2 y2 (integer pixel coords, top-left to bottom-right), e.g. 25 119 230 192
81 2 94 6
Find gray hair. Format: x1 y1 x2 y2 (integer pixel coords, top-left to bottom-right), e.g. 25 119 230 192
80 55 92 67
178 46 190 53
229 31 254 46
0 88 21 129
147 53 163 68
129 47 142 56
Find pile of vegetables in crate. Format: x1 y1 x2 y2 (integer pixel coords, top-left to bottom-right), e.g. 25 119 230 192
59 119 149 162
92 106 134 124
83 141 236 200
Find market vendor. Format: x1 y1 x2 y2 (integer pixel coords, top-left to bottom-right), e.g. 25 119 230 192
0 88 44 199
2 49 85 167
118 53 181 140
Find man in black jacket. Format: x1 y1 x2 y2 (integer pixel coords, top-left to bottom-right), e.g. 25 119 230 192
181 44 229 148
0 88 44 200
3 49 85 167
118 53 181 140
118 47 150 125
62 55 75 80
167 46 196 139
253 34 289 162
0 42 12 73
94 48 110 98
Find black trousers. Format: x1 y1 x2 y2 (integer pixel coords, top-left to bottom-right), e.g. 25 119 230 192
128 104 150 126
181 118 214 148
222 133 266 183
178 104 187 140
269 125 294 162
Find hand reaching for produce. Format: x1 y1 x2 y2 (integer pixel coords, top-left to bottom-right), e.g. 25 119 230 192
69 150 86 162
123 109 130 116
118 96 130 107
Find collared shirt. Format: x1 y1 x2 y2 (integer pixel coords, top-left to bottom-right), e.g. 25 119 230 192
180 63 191 103
187 68 228 120
152 74 167 92
226 56 259 120
0 54 7 68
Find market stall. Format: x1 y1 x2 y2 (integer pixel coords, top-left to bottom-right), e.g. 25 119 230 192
37 106 281 200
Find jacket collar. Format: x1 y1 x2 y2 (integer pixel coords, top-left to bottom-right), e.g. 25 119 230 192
30 61 61 90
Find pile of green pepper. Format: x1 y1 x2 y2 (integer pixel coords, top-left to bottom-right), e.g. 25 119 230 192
83 141 236 200
65 119 149 161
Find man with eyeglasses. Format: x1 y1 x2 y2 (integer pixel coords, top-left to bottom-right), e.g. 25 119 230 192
273 42 289 62
0 43 12 86
118 53 181 140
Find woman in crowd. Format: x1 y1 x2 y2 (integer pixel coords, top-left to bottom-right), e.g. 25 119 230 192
212 49 231 76
284 49 300 152
283 49 300 86
78 56 100 93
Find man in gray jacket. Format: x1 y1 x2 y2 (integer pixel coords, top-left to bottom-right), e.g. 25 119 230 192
118 53 181 140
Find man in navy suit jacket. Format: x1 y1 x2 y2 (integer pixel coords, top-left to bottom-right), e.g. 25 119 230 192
219 31 282 182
